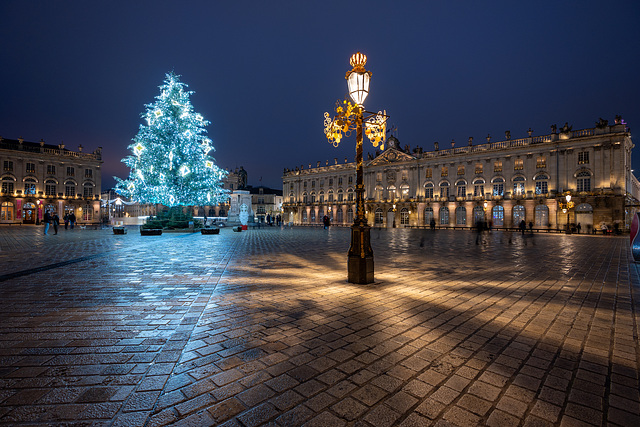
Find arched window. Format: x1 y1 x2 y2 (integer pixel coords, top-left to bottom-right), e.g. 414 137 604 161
337 189 344 202
65 181 76 197
513 176 525 196
577 171 591 192
492 178 504 196
83 182 94 198
347 208 354 223
492 205 504 226
208 208 215 217
455 206 466 225
347 188 354 202
1 176 15 194
374 208 384 225
534 174 549 195
1 201 14 221
473 206 484 224
424 207 434 225
424 182 434 199
303 192 308 203
23 202 36 222
535 205 549 226
318 208 324 222
219 209 226 217
456 180 467 198
289 192 294 204
439 206 449 225
45 180 57 197
310 209 316 223
337 208 343 223
400 184 410 199
400 208 409 225
473 179 485 197
388 185 396 200
24 178 37 195
328 189 334 202
302 210 308 223
319 191 325 203
310 192 316 203
440 181 450 199
575 203 593 213
374 185 383 200
513 205 525 225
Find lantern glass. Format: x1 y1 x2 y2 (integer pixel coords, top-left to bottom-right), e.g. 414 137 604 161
347 71 370 105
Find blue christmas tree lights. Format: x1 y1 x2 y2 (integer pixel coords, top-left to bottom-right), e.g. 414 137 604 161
116 72 228 206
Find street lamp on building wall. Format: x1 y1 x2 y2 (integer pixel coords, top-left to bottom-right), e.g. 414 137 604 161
324 52 389 284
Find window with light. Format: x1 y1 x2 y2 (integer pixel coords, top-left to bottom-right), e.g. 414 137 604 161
440 182 450 198
492 205 504 226
513 176 525 195
473 179 485 197
424 182 434 199
24 178 36 195
440 206 449 225
456 206 466 225
400 208 409 225
424 207 434 225
492 178 504 196
534 174 549 194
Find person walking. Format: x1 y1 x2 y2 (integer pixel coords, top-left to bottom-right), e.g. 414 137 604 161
43 210 51 235
577 222 582 234
519 219 526 235
528 221 533 233
430 218 436 230
64 213 69 229
69 212 76 229
52 212 60 234
323 215 330 229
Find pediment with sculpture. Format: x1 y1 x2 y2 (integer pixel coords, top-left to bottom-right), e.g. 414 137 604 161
367 147 416 166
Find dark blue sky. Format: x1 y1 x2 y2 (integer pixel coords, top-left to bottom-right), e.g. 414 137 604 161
2 1 639 190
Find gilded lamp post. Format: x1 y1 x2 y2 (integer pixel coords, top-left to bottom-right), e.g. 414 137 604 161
559 192 575 233
324 52 388 284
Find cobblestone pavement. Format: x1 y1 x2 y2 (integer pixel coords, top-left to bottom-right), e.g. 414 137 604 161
0 225 638 426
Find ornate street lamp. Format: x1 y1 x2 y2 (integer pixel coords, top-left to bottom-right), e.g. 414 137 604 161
558 192 575 233
324 53 389 284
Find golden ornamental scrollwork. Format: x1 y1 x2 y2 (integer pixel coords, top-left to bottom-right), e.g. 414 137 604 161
324 100 388 149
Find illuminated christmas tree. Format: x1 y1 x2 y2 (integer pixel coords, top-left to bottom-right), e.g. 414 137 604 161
116 72 228 206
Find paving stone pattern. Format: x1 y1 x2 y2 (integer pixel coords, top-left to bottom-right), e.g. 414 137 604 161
0 226 639 426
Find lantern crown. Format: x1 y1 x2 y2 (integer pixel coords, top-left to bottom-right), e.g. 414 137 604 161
349 52 367 72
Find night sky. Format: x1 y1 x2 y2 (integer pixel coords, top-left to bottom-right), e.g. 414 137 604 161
2 1 639 190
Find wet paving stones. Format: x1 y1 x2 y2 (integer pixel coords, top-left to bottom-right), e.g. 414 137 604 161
0 225 639 426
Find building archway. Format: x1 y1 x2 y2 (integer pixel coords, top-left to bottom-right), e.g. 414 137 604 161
23 202 36 223
575 203 593 231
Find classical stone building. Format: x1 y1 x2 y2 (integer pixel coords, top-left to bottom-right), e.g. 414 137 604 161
1 136 102 224
248 186 283 223
283 117 639 232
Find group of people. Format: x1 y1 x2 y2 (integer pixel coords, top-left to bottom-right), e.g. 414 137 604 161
42 211 76 235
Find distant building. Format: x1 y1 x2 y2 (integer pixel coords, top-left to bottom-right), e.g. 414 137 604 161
283 117 639 232
248 185 283 223
0 136 102 224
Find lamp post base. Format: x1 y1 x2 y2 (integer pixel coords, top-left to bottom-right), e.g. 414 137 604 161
347 224 374 284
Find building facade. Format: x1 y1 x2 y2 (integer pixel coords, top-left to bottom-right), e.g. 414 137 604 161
283 118 639 232
1 137 102 224
248 186 283 223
